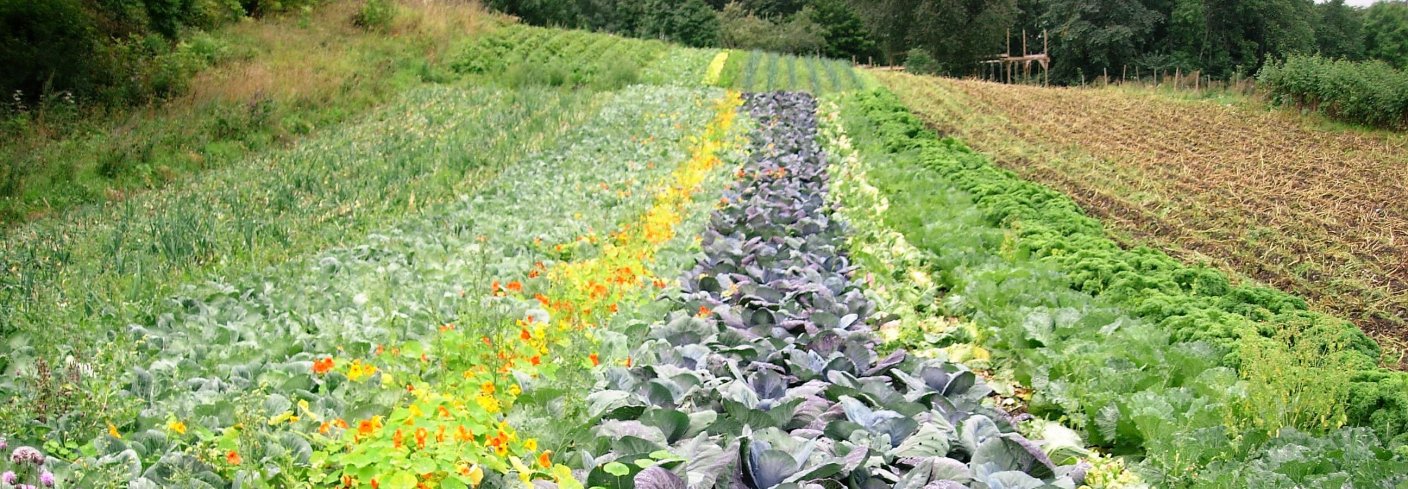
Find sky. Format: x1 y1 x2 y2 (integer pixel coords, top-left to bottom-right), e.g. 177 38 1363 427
1327 0 1381 6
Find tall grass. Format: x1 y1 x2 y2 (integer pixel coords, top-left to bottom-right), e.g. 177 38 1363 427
0 0 490 226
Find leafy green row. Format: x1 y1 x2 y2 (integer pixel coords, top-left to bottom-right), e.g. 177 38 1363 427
641 47 722 87
715 50 865 94
17 85 727 487
848 88 1408 443
0 85 594 441
837 89 1408 486
451 24 671 90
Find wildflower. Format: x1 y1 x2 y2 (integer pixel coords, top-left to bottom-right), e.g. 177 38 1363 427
506 281 523 293
375 344 385 356
436 426 446 443
393 429 404 449
226 450 242 465
371 479 380 489
508 384 522 396
438 406 451 418
589 353 600 367
40 471 54 487
312 357 335 375
319 421 333 434
524 439 537 452
2 472 15 485
456 426 474 442
491 280 503 296
697 305 712 317
336 418 349 429
625 356 633 367
530 355 541 366
439 323 455 332
415 427 428 449
608 303 619 313
168 420 187 435
528 269 541 279
653 279 667 288
534 294 550 307
520 329 532 341
482 336 492 347
107 422 122 439
538 450 553 468
11 446 42 465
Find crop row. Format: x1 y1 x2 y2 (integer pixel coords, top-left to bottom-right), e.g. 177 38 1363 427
0 86 739 487
845 87 1408 440
451 24 672 89
565 92 1088 489
0 85 596 452
876 73 1408 349
835 88 1408 485
716 50 867 95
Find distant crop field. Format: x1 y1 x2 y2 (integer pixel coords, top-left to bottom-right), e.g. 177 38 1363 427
878 72 1408 354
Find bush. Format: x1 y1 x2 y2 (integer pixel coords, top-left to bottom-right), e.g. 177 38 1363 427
903 48 940 75
354 0 395 31
1258 54 1408 129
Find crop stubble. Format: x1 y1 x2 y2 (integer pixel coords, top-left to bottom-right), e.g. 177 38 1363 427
878 71 1408 357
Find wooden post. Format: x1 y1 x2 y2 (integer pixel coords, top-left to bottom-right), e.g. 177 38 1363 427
1175 67 1181 90
1123 65 1127 83
1103 67 1108 86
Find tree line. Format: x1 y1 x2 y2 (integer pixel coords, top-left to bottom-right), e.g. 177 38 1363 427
487 0 1408 85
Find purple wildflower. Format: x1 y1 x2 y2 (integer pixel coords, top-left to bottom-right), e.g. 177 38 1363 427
40 471 55 487
1 471 16 485
10 446 42 466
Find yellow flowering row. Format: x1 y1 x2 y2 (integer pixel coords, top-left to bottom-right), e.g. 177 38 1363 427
322 91 744 489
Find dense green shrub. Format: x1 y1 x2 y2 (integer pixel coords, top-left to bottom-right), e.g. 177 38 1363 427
903 47 940 75
1258 54 1408 129
353 0 395 30
0 0 306 108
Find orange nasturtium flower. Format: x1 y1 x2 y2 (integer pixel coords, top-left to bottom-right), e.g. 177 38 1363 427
698 305 712 317
226 450 242 465
530 355 541 366
589 353 600 367
520 328 532 341
539 450 553 468
393 429 404 449
507 280 523 293
312 357 335 375
415 427 428 449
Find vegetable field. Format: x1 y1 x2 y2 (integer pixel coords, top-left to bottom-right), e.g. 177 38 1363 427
2 16 1407 489
876 72 1408 360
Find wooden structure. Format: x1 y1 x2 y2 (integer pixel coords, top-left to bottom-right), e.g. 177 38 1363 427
980 30 1050 85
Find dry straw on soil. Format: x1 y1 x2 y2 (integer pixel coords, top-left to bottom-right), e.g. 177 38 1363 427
878 71 1408 365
